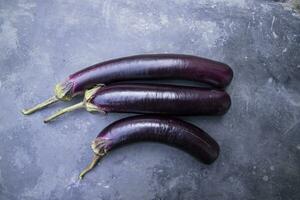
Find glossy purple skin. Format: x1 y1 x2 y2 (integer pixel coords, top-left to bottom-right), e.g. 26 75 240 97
69 54 233 94
97 115 220 164
90 83 231 115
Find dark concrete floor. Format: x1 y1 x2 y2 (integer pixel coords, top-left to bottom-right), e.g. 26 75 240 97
0 0 299 200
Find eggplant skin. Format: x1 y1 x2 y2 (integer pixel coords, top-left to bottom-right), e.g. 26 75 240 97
90 83 231 116
97 115 220 164
69 54 233 94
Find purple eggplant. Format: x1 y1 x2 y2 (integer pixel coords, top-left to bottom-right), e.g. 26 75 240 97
22 54 233 115
79 115 220 179
43 83 231 123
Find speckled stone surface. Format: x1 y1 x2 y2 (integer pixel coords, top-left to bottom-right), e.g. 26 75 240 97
0 0 299 200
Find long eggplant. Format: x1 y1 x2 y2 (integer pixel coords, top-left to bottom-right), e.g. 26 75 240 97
44 83 231 123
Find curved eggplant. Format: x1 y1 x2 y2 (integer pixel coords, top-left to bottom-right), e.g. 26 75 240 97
79 115 220 179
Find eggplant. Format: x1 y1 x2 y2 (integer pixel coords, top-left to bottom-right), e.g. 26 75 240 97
22 54 233 115
79 115 220 179
43 83 231 123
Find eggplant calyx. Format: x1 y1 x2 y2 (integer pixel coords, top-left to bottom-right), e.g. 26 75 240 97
54 80 74 101
91 138 108 156
84 84 104 101
84 85 106 113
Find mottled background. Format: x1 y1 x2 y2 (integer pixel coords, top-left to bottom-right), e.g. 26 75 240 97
0 0 299 200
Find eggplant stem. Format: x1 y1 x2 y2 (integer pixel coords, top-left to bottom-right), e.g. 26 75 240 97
79 154 102 180
22 96 59 115
43 102 85 123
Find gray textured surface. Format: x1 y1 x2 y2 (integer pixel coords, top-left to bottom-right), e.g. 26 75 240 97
0 0 300 199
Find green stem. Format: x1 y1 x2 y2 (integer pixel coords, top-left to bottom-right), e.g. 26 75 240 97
22 96 59 115
79 154 102 180
43 102 85 123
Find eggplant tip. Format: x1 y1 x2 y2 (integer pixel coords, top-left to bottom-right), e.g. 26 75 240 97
78 154 102 180
43 119 50 123
21 96 60 115
78 174 84 180
21 109 30 115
